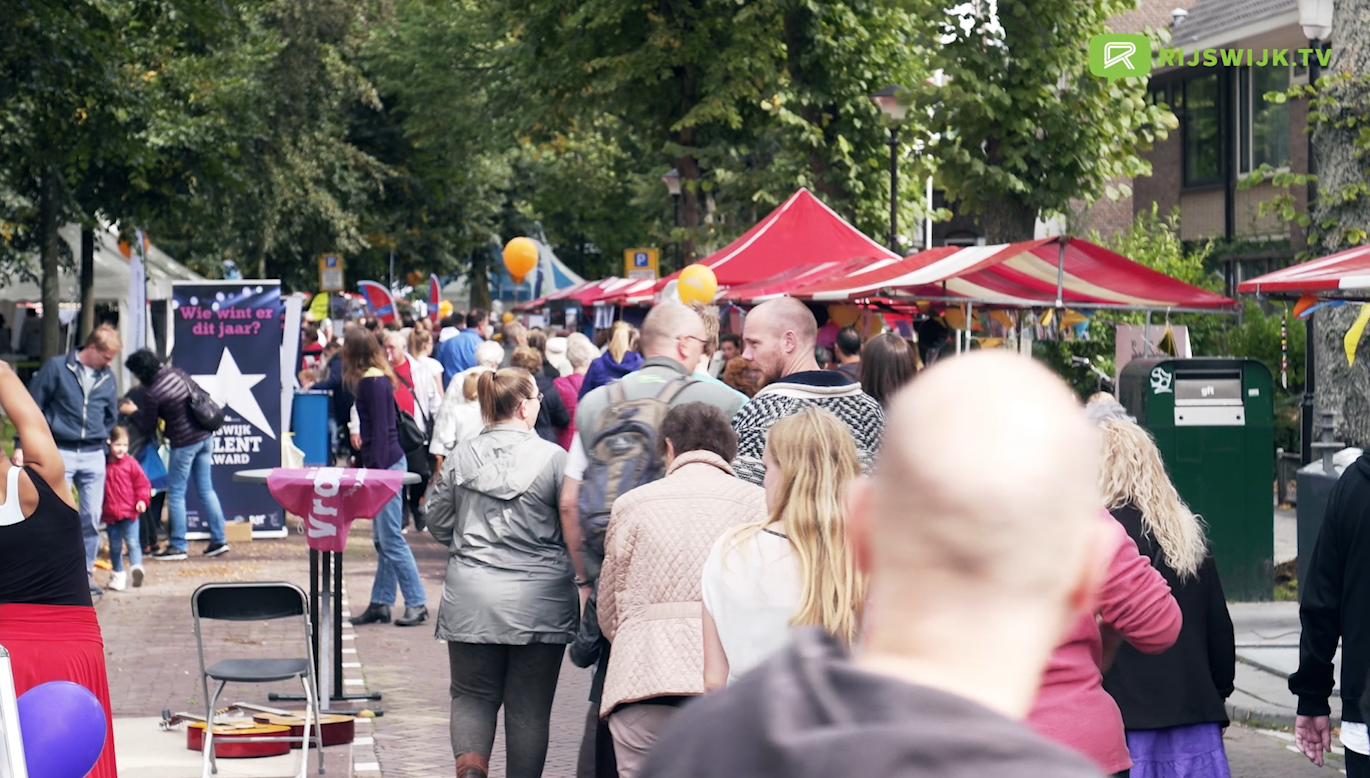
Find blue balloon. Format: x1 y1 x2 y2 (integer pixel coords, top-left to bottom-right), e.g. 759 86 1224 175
17 681 106 778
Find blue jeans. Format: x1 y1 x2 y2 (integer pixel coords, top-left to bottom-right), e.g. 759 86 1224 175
106 519 141 572
167 437 226 549
59 447 106 572
370 456 426 608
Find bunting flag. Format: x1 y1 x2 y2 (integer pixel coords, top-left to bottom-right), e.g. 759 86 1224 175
977 338 1005 349
429 275 442 322
1280 315 1288 389
1345 303 1370 366
1300 299 1348 319
307 292 330 321
989 310 1015 330
1293 294 1319 319
358 280 398 324
941 307 967 331
1157 324 1178 357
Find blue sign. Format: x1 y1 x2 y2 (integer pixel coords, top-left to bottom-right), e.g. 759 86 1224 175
172 282 286 537
634 251 650 267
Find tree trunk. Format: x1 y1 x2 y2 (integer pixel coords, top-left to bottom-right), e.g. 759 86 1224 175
468 248 492 312
675 151 701 267
39 168 62 360
1312 2 1370 446
79 227 95 342
973 194 1038 243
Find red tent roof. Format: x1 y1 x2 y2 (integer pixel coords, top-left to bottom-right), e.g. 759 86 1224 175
797 238 1235 310
697 188 898 287
789 248 962 300
1237 245 1370 296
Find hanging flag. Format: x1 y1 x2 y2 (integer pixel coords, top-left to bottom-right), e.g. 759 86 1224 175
1157 324 1178 356
429 275 442 323
308 292 330 321
1280 314 1288 389
1293 294 1319 319
1299 299 1347 319
1345 303 1370 366
357 280 398 324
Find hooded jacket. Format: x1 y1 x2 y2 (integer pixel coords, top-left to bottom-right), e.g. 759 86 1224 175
426 423 577 644
1291 452 1370 723
637 628 1099 778
579 350 645 400
131 366 212 449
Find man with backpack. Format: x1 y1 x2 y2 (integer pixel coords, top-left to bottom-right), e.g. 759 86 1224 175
560 301 745 778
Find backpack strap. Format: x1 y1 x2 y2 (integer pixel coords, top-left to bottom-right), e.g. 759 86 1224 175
607 378 628 406
655 375 694 404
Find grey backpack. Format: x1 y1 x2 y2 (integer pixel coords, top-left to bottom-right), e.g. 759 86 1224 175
576 377 692 581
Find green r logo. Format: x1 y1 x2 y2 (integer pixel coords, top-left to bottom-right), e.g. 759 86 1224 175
1090 34 1152 81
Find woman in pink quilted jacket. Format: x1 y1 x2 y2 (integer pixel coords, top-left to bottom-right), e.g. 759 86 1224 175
597 402 767 777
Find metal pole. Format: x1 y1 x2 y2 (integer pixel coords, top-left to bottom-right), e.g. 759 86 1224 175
389 248 395 292
1302 37 1322 465
672 194 681 273
925 176 934 250
888 128 900 254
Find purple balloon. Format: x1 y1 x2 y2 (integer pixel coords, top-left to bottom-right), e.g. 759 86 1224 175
17 681 106 778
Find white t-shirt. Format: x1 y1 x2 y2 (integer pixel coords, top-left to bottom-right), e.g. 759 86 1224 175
701 527 803 684
1343 722 1368 755
566 433 589 480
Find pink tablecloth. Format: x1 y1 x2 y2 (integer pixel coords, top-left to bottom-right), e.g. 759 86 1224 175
265 467 407 552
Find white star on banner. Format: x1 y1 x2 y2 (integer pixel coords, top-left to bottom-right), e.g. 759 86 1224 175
193 349 275 439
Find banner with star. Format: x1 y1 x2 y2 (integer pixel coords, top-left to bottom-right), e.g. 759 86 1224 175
172 282 286 538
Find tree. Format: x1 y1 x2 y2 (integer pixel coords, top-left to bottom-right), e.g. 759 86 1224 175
905 0 1176 242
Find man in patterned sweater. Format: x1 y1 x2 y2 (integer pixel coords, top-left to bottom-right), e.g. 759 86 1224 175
731 298 884 485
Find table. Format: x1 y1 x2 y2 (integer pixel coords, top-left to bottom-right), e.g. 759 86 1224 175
233 468 420 711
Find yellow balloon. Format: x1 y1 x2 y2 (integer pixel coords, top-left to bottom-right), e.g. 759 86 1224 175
503 237 539 284
502 312 515 323
438 300 454 318
827 304 860 328
677 264 718 305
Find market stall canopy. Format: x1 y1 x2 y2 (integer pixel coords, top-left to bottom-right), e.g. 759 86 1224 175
1236 245 1370 297
788 248 962 301
797 238 1236 311
720 258 888 304
0 223 203 303
513 279 596 312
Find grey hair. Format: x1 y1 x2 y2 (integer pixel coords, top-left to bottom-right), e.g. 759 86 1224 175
474 340 504 369
565 333 597 369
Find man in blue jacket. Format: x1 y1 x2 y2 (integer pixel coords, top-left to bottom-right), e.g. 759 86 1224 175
21 324 122 594
436 309 490 386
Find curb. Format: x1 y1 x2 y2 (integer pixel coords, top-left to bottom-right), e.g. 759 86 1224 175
341 586 385 776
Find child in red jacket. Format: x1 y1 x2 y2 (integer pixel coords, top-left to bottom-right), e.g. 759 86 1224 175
103 426 151 591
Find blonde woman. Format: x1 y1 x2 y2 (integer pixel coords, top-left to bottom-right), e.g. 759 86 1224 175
1099 417 1235 778
579 322 642 399
700 407 864 689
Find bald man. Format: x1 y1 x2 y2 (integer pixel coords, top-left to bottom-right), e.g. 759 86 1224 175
730 298 884 485
638 352 1107 778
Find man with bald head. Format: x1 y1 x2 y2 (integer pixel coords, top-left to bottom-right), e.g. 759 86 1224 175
730 297 883 485
639 351 1107 778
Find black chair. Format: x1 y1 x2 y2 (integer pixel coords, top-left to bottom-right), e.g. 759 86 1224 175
192 582 323 777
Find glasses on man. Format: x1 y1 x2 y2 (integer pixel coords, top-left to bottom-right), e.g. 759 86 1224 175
678 335 709 347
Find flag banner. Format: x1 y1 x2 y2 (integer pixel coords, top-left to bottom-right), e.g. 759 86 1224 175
429 275 441 322
358 280 397 324
172 282 286 538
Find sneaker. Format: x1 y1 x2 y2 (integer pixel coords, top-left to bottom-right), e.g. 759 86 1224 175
131 565 145 588
203 542 231 557
108 571 127 591
151 547 187 561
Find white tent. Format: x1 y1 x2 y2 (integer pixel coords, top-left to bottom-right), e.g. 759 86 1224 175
0 223 204 389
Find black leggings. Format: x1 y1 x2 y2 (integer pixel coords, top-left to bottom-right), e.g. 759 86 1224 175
448 641 566 778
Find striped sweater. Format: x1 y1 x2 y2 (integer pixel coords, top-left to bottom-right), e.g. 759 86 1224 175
729 371 885 486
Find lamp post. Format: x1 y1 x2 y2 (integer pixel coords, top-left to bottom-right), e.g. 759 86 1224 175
870 85 909 254
1298 0 1334 463
661 168 682 273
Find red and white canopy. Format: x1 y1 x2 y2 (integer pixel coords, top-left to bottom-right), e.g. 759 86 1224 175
793 238 1235 311
1237 245 1370 296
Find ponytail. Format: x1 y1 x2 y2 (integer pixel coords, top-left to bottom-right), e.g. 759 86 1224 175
477 368 535 425
607 322 634 363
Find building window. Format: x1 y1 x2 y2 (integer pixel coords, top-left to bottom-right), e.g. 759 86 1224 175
1183 74 1221 186
1237 66 1291 174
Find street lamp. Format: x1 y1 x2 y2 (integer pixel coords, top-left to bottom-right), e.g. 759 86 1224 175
870 85 909 254
1297 0 1333 463
661 168 682 272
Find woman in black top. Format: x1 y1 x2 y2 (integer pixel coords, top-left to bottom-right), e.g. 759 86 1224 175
1096 413 1235 778
0 359 119 777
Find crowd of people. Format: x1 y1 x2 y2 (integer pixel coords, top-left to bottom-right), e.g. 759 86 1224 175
17 288 1370 778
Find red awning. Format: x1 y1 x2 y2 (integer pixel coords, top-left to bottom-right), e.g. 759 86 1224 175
720 259 882 304
513 279 598 311
789 248 962 300
1237 245 1370 296
797 238 1234 311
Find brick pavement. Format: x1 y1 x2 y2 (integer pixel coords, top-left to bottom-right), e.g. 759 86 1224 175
343 525 592 778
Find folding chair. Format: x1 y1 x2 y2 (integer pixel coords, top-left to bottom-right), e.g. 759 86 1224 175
192 582 324 778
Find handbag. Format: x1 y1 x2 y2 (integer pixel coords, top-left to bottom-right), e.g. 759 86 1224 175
177 369 225 432
393 371 428 455
137 443 169 491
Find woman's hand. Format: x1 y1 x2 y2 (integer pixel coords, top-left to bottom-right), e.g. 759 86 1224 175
119 399 137 416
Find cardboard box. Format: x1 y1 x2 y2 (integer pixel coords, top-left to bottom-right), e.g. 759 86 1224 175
224 522 254 543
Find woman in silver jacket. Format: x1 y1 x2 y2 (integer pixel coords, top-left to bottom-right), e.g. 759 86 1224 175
427 366 577 778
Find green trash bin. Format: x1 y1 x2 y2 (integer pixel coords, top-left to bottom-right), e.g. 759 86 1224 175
1118 358 1274 601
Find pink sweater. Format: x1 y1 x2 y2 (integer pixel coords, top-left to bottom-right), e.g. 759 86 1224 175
1028 517 1181 775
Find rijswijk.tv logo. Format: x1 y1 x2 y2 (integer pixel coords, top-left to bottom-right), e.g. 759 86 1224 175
1090 33 1333 81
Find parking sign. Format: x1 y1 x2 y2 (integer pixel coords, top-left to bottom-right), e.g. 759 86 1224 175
624 248 659 280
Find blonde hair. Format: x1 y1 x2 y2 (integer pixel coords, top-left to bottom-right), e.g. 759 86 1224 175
606 322 636 363
731 408 866 644
689 302 720 356
1098 418 1207 579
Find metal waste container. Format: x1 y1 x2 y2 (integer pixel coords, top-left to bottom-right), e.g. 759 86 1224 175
291 390 332 465
1119 358 1274 600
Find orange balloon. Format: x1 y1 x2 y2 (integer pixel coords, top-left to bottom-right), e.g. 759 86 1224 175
118 240 132 260
503 237 539 284
827 304 860 328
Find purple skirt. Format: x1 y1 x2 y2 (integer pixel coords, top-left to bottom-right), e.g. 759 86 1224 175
1127 723 1231 778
